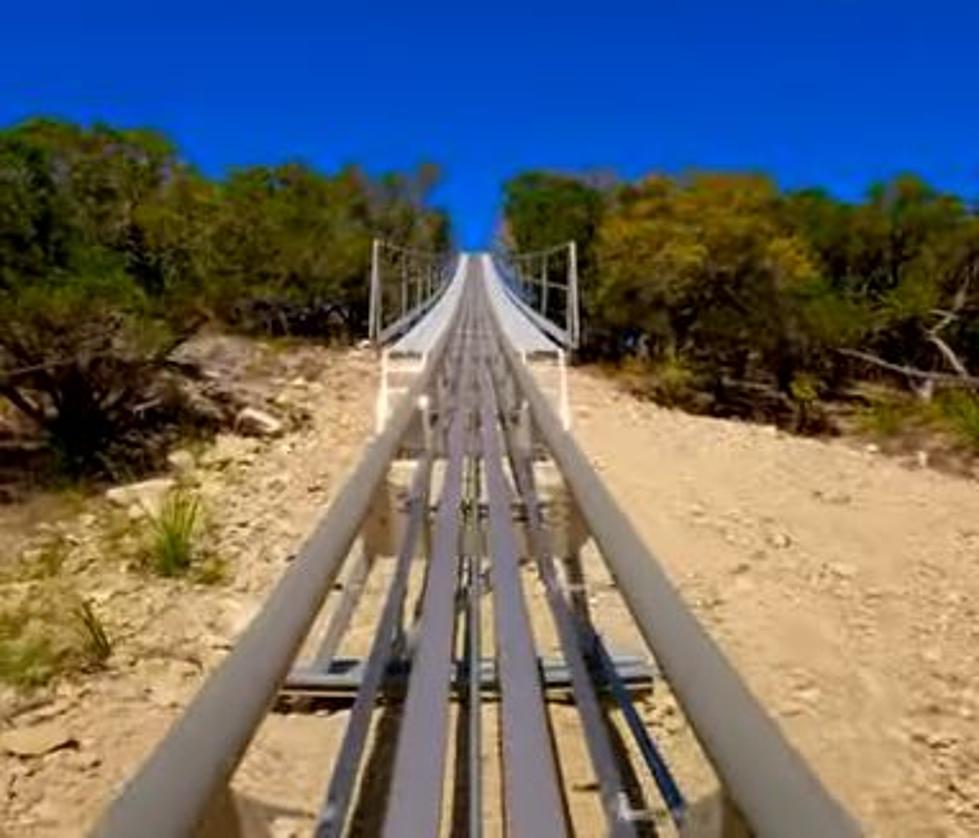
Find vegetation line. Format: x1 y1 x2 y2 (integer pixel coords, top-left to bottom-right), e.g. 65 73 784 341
501 170 979 448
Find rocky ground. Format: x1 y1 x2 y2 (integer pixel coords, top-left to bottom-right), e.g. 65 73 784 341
568 365 979 837
0 337 378 836
1 349 977 837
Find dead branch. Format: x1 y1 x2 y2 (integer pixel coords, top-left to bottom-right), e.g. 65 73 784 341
0 384 47 425
839 348 979 389
926 334 971 378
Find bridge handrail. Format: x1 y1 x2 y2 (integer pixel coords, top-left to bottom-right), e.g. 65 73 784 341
492 241 580 348
369 239 456 344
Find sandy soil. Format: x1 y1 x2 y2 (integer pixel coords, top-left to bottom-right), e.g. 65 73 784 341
0 342 378 836
3 350 977 837
567 366 979 836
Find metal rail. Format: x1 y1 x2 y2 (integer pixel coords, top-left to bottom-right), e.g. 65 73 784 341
313 325 465 836
476 352 567 838
369 238 455 344
482 261 861 837
495 419 641 835
94 266 463 838
381 298 473 836
493 240 580 348
96 248 860 838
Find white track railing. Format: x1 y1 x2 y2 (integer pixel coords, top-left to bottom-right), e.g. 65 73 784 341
368 239 455 344
493 240 581 349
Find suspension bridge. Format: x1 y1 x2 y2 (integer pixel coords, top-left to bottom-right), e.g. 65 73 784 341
94 244 860 837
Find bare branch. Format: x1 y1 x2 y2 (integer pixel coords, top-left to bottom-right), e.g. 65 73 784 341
0 384 47 426
838 348 979 389
926 334 971 378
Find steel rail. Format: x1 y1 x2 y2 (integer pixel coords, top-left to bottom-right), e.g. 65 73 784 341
314 318 471 836
377 240 452 260
489 256 572 349
377 292 443 344
475 339 567 838
465 554 483 838
489 399 638 832
502 240 575 259
371 239 455 345
381 292 475 837
314 404 447 836
463 451 484 838
482 272 861 837
588 627 686 823
94 271 466 838
376 276 451 344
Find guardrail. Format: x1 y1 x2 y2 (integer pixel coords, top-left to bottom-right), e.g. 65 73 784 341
493 240 580 349
368 239 455 344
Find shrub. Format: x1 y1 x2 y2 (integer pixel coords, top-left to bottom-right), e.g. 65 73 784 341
0 118 450 478
933 390 979 448
857 396 921 437
619 353 701 408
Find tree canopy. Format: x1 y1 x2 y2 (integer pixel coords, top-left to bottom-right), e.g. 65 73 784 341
0 117 449 471
502 169 979 430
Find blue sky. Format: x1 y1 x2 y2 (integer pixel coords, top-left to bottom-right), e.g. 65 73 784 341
2 1 978 247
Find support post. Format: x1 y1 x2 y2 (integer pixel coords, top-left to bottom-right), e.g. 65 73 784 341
541 253 549 320
401 252 408 317
568 241 580 349
369 238 381 343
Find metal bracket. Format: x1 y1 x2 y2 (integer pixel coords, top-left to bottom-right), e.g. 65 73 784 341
280 654 654 701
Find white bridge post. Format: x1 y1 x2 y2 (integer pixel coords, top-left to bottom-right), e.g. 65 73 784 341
369 238 381 343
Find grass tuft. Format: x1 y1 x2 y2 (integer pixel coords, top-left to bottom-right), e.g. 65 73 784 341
146 487 202 577
0 607 59 688
0 593 112 688
74 598 112 665
856 394 924 437
932 390 979 448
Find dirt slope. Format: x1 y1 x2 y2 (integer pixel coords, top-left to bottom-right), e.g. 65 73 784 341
0 342 378 836
568 366 979 836
3 352 977 837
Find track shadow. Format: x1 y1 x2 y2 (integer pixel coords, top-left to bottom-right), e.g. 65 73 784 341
449 696 472 838
346 701 403 838
602 700 659 837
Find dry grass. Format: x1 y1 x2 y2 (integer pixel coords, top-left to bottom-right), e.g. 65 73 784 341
0 590 112 688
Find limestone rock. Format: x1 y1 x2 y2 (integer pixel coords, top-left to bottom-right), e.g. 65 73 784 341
105 478 175 516
235 407 284 437
0 722 77 757
167 449 196 473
